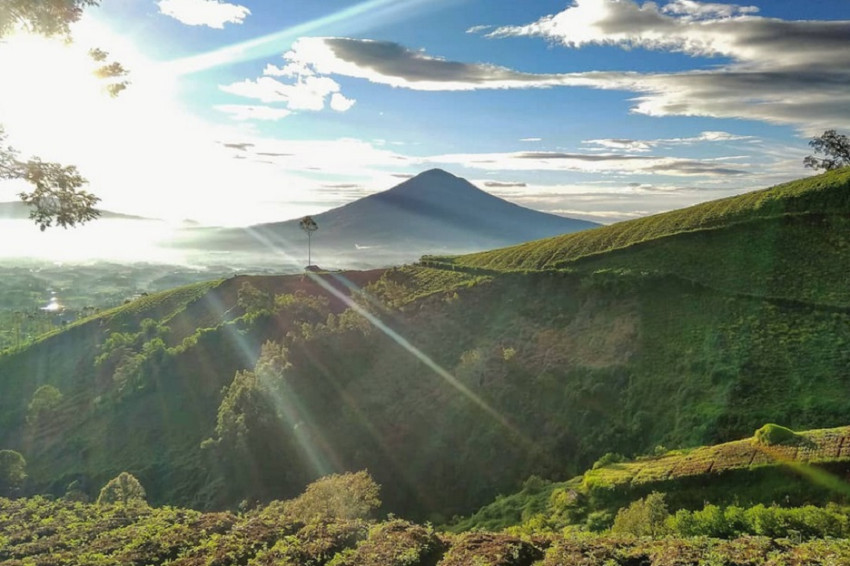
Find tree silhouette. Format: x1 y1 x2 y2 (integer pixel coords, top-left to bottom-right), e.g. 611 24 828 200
0 1 128 229
299 216 318 267
804 130 850 171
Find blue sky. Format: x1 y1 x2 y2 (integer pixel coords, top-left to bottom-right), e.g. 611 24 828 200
1 0 849 226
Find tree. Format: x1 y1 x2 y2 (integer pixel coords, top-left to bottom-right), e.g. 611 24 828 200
299 216 319 267
0 449 27 497
611 492 670 537
96 471 147 506
0 1 128 229
27 384 63 425
804 130 850 171
285 471 381 522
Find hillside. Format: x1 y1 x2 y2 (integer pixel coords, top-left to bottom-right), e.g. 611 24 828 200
432 167 850 282
453 424 850 533
170 169 598 266
1 170 849 521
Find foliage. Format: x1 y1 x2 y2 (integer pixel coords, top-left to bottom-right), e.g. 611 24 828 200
754 423 801 446
0 0 99 38
285 471 382 523
0 450 26 496
26 384 63 425
96 472 147 506
0 127 100 230
668 502 850 540
804 129 850 171
0 1 129 228
239 281 274 315
611 492 669 537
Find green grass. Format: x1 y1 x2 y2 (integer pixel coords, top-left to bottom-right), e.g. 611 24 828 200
453 424 850 533
435 168 850 272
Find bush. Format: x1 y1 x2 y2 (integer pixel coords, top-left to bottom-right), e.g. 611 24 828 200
754 423 800 446
27 385 63 425
97 472 147 506
285 471 381 523
592 452 625 470
0 450 26 496
611 492 669 537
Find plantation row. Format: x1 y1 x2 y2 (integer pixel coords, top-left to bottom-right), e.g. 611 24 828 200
4 490 850 565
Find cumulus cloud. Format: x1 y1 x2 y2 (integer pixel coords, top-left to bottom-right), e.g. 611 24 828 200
330 92 356 112
157 0 250 29
274 0 850 133
219 50 358 117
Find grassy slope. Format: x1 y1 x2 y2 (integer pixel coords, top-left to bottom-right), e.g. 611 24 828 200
454 425 850 533
0 271 388 508
1 171 850 521
434 168 850 276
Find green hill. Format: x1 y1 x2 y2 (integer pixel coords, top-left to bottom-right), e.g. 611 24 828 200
1 171 850 521
426 168 850 307
452 424 850 533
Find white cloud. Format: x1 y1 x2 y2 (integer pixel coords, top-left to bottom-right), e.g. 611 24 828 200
261 1 849 134
220 52 357 114
330 92 356 112
157 0 250 29
424 150 749 177
519 137 542 142
215 104 292 121
662 0 759 20
583 130 755 152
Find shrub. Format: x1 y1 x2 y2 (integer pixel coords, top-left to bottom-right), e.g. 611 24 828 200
754 423 800 446
611 492 669 537
0 450 26 496
27 385 63 425
285 471 381 523
97 472 147 506
592 452 625 470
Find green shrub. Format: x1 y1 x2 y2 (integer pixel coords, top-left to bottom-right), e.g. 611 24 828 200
754 423 800 446
97 472 147 506
592 452 625 470
611 492 669 537
0 450 26 496
285 471 381 523
26 384 62 425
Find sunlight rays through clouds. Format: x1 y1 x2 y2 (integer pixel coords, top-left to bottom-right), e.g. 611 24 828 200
166 0 452 76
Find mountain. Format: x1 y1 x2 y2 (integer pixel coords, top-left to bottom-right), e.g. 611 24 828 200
170 169 598 266
0 201 149 221
1 169 849 521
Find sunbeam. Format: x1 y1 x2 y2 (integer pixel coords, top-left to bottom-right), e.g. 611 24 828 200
166 0 455 75
303 270 531 445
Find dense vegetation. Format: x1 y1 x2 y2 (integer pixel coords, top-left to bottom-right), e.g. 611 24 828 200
5 469 850 566
1 169 849 528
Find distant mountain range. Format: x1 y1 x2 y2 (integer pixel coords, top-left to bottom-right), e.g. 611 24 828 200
0 201 148 221
169 169 599 266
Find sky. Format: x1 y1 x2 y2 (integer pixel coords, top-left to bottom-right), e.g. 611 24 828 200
1 0 849 227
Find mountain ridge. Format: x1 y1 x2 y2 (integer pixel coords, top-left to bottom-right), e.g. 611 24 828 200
170 169 598 265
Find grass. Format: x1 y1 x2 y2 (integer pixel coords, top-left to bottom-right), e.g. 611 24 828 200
433 168 850 273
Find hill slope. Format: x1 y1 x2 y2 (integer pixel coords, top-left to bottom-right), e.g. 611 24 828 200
171 169 598 266
436 168 850 273
1 171 849 520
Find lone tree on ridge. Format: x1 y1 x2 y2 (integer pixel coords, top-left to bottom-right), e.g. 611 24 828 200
299 215 318 267
804 130 850 171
